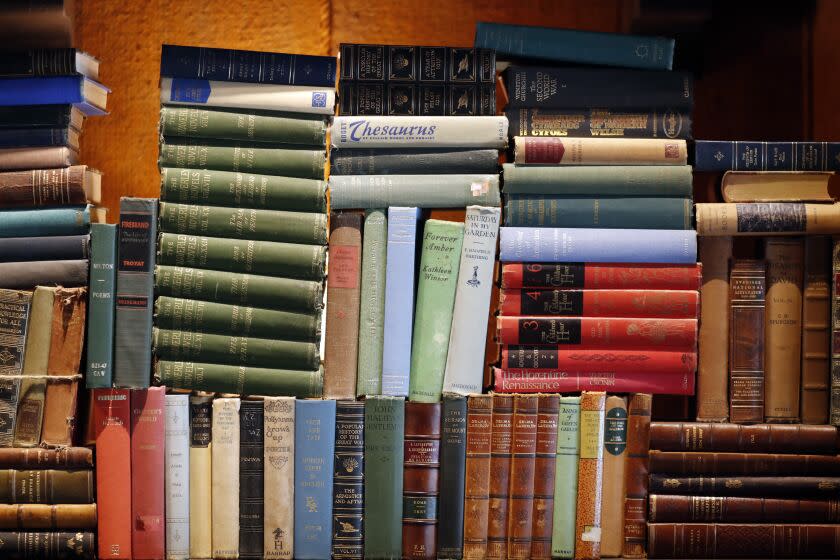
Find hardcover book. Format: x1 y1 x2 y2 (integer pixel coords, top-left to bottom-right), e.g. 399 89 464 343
622 394 652 559
164 394 190 560
356 209 387 396
531 395 560 560
85 223 116 388
574 391 606 560
463 395 493 559
729 260 766 423
486 394 513 559
600 396 628 557
0 289 31 376
649 422 840 453
131 387 166 559
514 137 688 166
332 401 364 560
438 394 467 559
263 397 295 560
551 396 580 559
695 140 840 172
506 395 539 559
802 236 832 424
832 238 840 425
402 402 441 559
331 116 508 149
501 164 693 197
189 395 213 559
239 400 264 559
212 398 240 559
94 388 132 559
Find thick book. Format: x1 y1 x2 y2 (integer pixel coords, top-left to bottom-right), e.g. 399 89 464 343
0 76 109 115
402 402 442 560
339 81 495 116
649 422 840 453
364 396 405 559
832 238 840 425
188 395 213 560
494 369 695 395
324 212 363 399
499 288 699 318
721 171 835 202
0 205 90 238
329 174 501 209
131 387 165 559
649 450 840 476
0 470 93 503
408 220 464 403
499 227 697 264
696 202 840 235
331 148 499 175
506 395 540 559
160 45 336 87
331 116 508 149
0 165 99 208
504 196 693 230
650 475 840 497
600 396 628 558
463 395 493 558
438 394 467 560
0 126 79 150
0 105 81 128
695 140 840 171
0 48 98 78
332 401 364 560
501 347 697 375
356 209 387 396
0 532 95 559
648 495 840 523
802 236 832 423
239 400 264 559
155 360 323 398
0 289 31 376
85 223 116 388
506 107 692 139
0 234 89 262
506 263 701 290
0 259 88 289
212 398 240 559
15 286 54 448
264 397 295 559
0 504 96 530
294 399 336 560
729 260 766 423
0 447 93 469
622 394 652 559
0 146 78 171
551 396 580 559
475 22 675 70
339 44 493 82
514 137 688 166
574 392 606 560
165 394 190 560
486 394 514 559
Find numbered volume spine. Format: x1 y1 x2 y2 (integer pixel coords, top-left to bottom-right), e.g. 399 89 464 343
332 401 364 560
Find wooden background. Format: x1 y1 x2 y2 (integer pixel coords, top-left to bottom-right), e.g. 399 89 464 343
73 0 840 216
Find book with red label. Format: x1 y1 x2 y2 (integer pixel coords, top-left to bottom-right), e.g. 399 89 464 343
501 263 702 291
514 137 688 166
501 347 697 375
131 387 165 559
496 317 697 350
493 369 695 395
499 289 699 318
94 388 132 559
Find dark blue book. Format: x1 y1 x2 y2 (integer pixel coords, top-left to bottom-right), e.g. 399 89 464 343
294 399 336 560
0 76 109 115
0 127 77 149
0 234 88 261
160 45 336 87
330 148 499 175
332 401 364 559
695 140 840 171
0 105 80 128
0 49 98 78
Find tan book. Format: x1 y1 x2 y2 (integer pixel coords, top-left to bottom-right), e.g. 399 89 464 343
600 395 628 557
514 137 688 166
574 391 606 560
211 398 240 559
189 395 213 559
696 202 840 236
801 237 832 424
722 171 836 202
697 237 732 422
264 396 295 559
765 238 804 422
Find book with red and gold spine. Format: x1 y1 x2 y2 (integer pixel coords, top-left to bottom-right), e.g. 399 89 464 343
500 263 702 291
486 394 513 559
494 369 695 395
622 394 652 559
506 395 539 559
500 347 697 375
463 395 493 559
499 289 699 318
496 317 697 349
531 395 559 560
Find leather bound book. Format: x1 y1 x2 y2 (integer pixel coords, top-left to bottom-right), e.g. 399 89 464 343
0 531 95 559
463 394 493 560
649 474 840 497
696 236 731 422
212 398 240 560
239 400 264 559
648 495 840 523
324 211 363 399
438 394 467 560
647 523 840 558
332 401 364 560
131 387 166 559
189 395 213 560
530 395 559 560
574 391 606 560
649 422 840 453
505 395 539 560
0 378 20 448
486 394 513 559
264 397 295 559
0 447 92 468
622 394 652 559
0 469 94 503
402 402 442 560
649 450 840 476
0 504 97 530
729 260 766 423
801 236 831 424
831 238 840 425
601 396 628 558
94 388 132 559
40 378 79 448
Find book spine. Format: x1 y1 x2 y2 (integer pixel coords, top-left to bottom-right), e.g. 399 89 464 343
14 286 53 447
329 174 501 209
40 376 78 448
339 44 495 82
0 49 76 77
463 395 493 558
527 397 560 559
0 379 20 447
332 401 364 560
263 397 295 559
648 495 840 523
0 146 77 171
506 107 692 139
507 262 703 290
515 137 687 166
729 260 767 423
0 127 72 148
649 475 840 497
802 236 832 423
832 237 840 425
402 402 442 560
499 288 699 318
0 531 95 559
131 387 165 559
0 447 93 469
93 388 132 559
0 259 88 290
0 234 88 262
696 202 840 235
331 116 508 149
0 289 31 376
622 395 652 558
649 450 840 476
648 422 840 453
694 140 840 172
212 398 240 559
486 394 513 559
494 369 694 395
330 149 499 176
188 395 213 560
0 105 74 128
324 212 364 399
501 347 697 375
338 81 495 116
86 224 116 388
438 395 467 559
574 392 606 560
239 401 264 559
0 504 97 529
156 359 322 397
0 206 90 238
0 166 87 207
363 396 405 559
499 227 697 264
505 395 539 559
600 396 629 557
408 220 465 403
504 196 693 230
381 207 420 397
293 400 336 560
356 209 387 396
0 469 94 504
442 206 500 395
165 394 190 560
551 396 580 559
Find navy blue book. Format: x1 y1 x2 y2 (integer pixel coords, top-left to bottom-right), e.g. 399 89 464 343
0 234 88 261
294 399 337 560
160 45 336 87
695 140 840 171
0 49 99 78
0 105 79 128
0 76 109 115
0 127 77 149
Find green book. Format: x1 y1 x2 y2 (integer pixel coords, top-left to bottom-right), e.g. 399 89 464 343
502 163 693 197
153 328 320 371
158 202 328 245
504 196 693 229
155 360 322 397
356 209 387 397
157 233 327 280
551 396 581 559
85 223 117 388
408 220 464 403
154 296 321 341
160 167 327 213
159 106 328 146
154 265 323 313
158 140 326 179
364 395 405 559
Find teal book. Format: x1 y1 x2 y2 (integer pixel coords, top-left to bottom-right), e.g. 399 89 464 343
501 164 693 197
356 209 387 397
0 206 90 238
85 223 117 388
408 220 464 403
504 196 693 230
551 396 581 558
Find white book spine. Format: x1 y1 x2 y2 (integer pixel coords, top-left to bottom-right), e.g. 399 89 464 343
212 397 240 559
331 116 509 148
264 396 295 559
160 77 335 115
442 205 501 394
165 394 190 560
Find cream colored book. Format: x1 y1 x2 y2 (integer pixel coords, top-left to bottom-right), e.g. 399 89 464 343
600 395 628 557
264 396 295 559
189 395 213 559
211 397 240 559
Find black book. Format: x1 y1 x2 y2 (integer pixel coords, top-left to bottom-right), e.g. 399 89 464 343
438 394 468 559
0 105 81 129
332 400 365 559
239 400 264 559
0 49 98 78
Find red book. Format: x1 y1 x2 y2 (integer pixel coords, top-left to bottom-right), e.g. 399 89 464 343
131 387 165 560
493 369 696 395
500 263 702 290
94 388 132 559
501 347 697 375
499 289 699 318
497 317 698 350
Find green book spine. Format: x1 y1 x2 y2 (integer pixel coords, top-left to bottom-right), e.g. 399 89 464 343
356 209 387 397
156 233 326 280
158 202 328 245
154 296 321 341
158 141 326 179
329 174 501 209
504 196 693 229
551 396 581 559
364 396 405 559
152 328 320 370
154 265 323 313
408 220 465 403
160 167 327 213
501 163 693 197
156 360 322 397
159 106 328 146
86 223 117 388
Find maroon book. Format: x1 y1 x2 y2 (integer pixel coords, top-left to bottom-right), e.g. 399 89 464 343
131 387 165 559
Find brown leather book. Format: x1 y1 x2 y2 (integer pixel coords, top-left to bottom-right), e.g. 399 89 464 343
574 391 606 560
486 394 513 559
832 238 840 425
648 495 840 523
622 394 652 559
650 450 840 476
696 236 731 422
402 401 442 560
729 260 766 423
0 469 94 503
647 523 840 558
505 395 538 560
324 211 363 399
600 396 628 558
0 504 97 529
0 166 99 207
801 236 831 424
764 238 804 422
649 474 840 497
463 395 493 559
649 422 840 454
0 447 92 469
530 395 559 560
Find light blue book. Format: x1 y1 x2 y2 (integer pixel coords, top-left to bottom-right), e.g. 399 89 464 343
85 223 117 388
0 206 90 238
